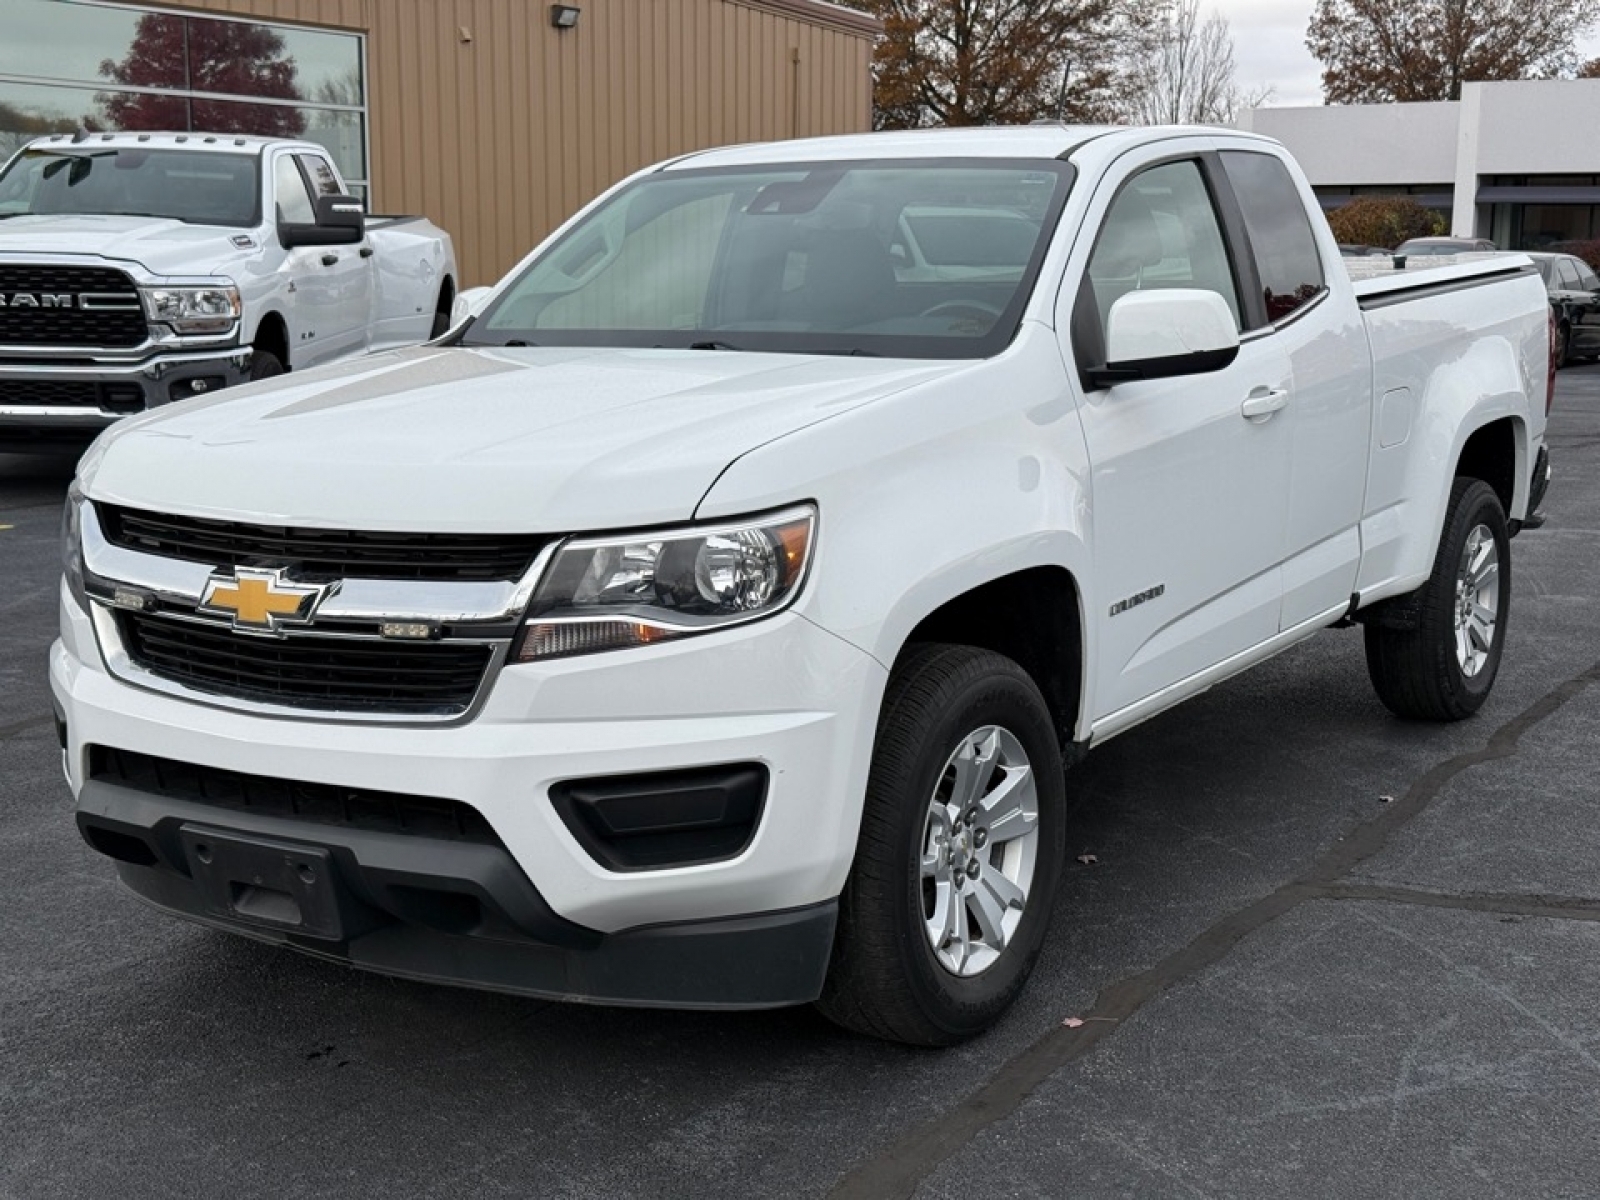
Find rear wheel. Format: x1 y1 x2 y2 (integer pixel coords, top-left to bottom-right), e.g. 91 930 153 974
1556 321 1571 368
816 644 1066 1046
1364 478 1510 721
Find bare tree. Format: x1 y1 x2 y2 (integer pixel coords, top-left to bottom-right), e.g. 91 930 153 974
1128 0 1261 125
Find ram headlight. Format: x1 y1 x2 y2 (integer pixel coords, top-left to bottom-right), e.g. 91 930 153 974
61 481 87 612
513 506 815 661
141 283 241 334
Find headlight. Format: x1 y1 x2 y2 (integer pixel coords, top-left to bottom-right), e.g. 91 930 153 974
61 481 87 612
141 283 241 334
512 505 815 662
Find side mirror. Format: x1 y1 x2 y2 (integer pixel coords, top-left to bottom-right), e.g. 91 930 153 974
1085 289 1240 390
279 193 364 248
450 286 493 326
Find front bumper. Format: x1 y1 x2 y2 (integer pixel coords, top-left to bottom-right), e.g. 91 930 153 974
53 588 886 1006
0 346 251 447
78 771 837 1008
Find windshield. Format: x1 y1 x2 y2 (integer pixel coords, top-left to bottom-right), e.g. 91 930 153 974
462 159 1074 359
0 148 260 226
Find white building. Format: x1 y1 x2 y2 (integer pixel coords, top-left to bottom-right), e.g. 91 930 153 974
1238 78 1600 250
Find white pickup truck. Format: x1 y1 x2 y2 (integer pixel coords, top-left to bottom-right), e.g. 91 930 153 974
54 126 1551 1046
0 131 456 451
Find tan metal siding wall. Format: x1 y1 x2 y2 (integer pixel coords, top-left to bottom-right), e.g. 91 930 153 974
131 0 875 286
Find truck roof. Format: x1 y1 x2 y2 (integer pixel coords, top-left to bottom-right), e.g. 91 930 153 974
670 125 1122 167
23 131 314 157
666 124 1281 168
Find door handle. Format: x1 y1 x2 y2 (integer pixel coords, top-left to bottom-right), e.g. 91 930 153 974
320 253 340 266
1241 387 1290 422
359 245 374 258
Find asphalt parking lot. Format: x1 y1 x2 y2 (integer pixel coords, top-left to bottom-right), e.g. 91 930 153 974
3 363 1599 1199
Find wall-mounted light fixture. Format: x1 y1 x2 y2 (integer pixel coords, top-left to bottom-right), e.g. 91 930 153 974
550 5 581 29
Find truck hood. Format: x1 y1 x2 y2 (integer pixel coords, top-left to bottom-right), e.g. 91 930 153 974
0 214 252 277
82 345 954 532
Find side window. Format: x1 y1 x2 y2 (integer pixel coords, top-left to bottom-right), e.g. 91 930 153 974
1557 259 1582 291
1220 151 1326 324
297 154 342 198
1575 262 1600 293
273 155 314 225
1080 159 1241 359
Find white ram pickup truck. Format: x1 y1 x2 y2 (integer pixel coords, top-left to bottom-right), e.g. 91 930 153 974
54 126 1551 1045
0 131 456 452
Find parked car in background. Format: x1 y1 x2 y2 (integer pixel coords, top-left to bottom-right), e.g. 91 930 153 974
1528 251 1600 366
0 132 456 453
1396 236 1498 256
1337 243 1389 258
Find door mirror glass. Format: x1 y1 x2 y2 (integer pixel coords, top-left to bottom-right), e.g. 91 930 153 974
1089 288 1240 389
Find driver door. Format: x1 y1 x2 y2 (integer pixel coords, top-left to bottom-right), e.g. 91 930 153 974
1064 149 1293 723
273 152 369 366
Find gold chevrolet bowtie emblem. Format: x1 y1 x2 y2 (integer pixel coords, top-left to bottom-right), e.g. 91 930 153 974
198 567 327 632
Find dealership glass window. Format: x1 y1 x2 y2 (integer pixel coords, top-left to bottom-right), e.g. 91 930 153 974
0 1 366 195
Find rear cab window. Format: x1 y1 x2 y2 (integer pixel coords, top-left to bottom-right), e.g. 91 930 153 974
1218 150 1327 325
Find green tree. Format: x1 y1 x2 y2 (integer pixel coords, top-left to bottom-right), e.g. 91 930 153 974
1308 0 1598 103
861 0 1162 129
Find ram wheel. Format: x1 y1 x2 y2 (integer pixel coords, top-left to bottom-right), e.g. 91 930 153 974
249 350 285 382
817 644 1066 1046
1365 478 1510 721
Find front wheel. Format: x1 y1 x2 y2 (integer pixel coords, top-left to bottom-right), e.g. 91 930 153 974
1364 478 1510 721
816 645 1066 1046
248 349 285 382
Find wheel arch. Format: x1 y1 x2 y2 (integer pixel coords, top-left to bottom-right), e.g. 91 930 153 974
1454 414 1523 518
891 564 1088 753
251 310 291 371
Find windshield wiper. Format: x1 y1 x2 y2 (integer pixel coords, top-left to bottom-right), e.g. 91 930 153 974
687 339 744 352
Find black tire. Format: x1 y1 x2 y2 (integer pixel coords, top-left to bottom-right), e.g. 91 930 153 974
249 350 285 382
1364 478 1510 721
1556 321 1571 368
430 285 455 339
816 644 1067 1046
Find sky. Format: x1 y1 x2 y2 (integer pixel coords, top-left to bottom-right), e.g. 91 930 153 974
1211 0 1600 109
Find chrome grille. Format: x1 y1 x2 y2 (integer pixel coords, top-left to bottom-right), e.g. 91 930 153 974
0 264 145 347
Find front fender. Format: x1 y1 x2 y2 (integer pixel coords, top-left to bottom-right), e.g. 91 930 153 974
696 327 1097 737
